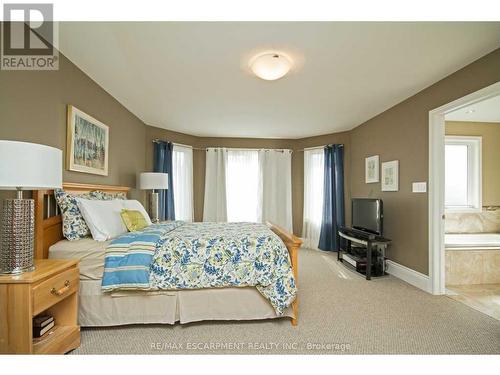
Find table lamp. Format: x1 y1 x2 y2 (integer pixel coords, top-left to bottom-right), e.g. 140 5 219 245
0 140 62 274
138 172 168 223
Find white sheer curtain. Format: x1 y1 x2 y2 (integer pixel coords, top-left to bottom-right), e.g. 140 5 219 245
303 148 324 249
202 147 293 226
172 144 194 221
226 150 260 222
203 148 228 222
258 150 293 231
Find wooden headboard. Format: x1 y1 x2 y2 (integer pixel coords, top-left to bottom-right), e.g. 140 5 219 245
33 182 131 259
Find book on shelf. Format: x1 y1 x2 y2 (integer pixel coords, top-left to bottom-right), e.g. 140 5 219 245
33 314 54 328
33 320 55 338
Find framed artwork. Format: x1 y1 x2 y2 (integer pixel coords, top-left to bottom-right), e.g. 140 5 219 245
365 155 379 183
67 105 109 176
382 160 399 191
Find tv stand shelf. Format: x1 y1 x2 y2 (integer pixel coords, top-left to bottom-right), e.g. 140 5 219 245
338 228 391 280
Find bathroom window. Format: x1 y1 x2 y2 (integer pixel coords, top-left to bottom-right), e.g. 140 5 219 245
445 136 482 211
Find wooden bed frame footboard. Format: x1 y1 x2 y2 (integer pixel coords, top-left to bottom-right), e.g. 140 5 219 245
33 183 302 325
266 222 303 326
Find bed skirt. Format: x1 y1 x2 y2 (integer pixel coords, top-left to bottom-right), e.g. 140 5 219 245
78 280 294 326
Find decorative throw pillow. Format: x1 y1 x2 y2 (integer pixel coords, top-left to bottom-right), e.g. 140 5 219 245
54 189 93 241
90 190 127 201
54 189 127 241
120 209 149 232
122 200 152 225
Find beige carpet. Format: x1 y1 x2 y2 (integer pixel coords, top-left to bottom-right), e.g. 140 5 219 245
73 249 500 354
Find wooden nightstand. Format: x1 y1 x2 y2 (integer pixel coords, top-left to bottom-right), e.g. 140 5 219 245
0 259 80 354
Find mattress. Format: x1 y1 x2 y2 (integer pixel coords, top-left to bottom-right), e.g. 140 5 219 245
49 238 109 280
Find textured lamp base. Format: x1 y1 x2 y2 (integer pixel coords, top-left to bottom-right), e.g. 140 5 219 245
150 192 160 223
0 198 35 274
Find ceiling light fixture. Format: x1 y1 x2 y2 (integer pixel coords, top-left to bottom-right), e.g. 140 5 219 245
465 109 476 114
250 53 292 81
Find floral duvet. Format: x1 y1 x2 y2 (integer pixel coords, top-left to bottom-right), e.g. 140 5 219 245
102 221 297 315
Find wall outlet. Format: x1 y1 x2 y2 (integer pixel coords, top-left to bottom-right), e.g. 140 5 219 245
412 182 427 193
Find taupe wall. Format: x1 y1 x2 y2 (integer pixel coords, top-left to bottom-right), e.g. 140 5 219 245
0 54 147 196
349 48 500 275
0 53 149 244
446 121 500 206
0 52 148 246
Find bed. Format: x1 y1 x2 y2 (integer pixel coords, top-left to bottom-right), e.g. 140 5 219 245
34 183 301 326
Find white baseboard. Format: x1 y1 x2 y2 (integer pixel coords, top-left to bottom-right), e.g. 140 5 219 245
386 260 431 293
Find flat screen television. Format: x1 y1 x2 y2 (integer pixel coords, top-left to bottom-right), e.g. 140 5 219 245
351 198 383 236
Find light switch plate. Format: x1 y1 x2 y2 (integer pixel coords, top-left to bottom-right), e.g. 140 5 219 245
412 182 427 193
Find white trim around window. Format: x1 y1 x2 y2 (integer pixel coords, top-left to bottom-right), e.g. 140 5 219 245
444 135 482 213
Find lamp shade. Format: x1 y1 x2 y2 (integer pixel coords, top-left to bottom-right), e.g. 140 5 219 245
0 140 62 190
138 172 168 190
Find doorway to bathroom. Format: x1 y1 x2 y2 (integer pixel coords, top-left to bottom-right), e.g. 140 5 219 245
429 82 500 320
443 95 500 320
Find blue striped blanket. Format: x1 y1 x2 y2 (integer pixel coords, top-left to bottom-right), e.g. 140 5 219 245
101 222 182 291
101 221 297 315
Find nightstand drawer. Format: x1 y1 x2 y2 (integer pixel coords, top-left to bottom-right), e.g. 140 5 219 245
33 267 79 316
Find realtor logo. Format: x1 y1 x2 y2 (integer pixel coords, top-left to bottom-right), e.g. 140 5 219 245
1 3 58 70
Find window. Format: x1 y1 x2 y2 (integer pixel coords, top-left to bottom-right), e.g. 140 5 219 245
302 149 324 249
172 144 194 221
226 150 259 222
445 136 481 211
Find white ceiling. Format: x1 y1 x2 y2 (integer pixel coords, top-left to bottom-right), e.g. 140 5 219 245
446 94 500 122
59 22 500 139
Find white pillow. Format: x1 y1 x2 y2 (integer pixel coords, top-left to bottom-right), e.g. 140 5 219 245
77 198 127 241
121 200 152 225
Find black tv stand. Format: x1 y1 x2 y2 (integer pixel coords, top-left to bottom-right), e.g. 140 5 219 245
337 227 391 280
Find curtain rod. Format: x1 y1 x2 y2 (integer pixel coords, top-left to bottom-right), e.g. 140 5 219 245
297 144 344 152
153 139 292 153
153 138 343 152
152 139 205 151
205 147 292 153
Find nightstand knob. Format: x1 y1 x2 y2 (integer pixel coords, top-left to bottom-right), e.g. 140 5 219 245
50 280 70 296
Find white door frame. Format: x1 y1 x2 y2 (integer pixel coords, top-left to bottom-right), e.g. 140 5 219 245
428 81 500 295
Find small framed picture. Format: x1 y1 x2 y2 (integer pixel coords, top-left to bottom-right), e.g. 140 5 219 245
365 155 379 183
67 105 109 176
381 160 399 191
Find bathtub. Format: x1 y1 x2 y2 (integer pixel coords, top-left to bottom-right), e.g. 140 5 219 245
445 233 500 285
445 233 500 249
